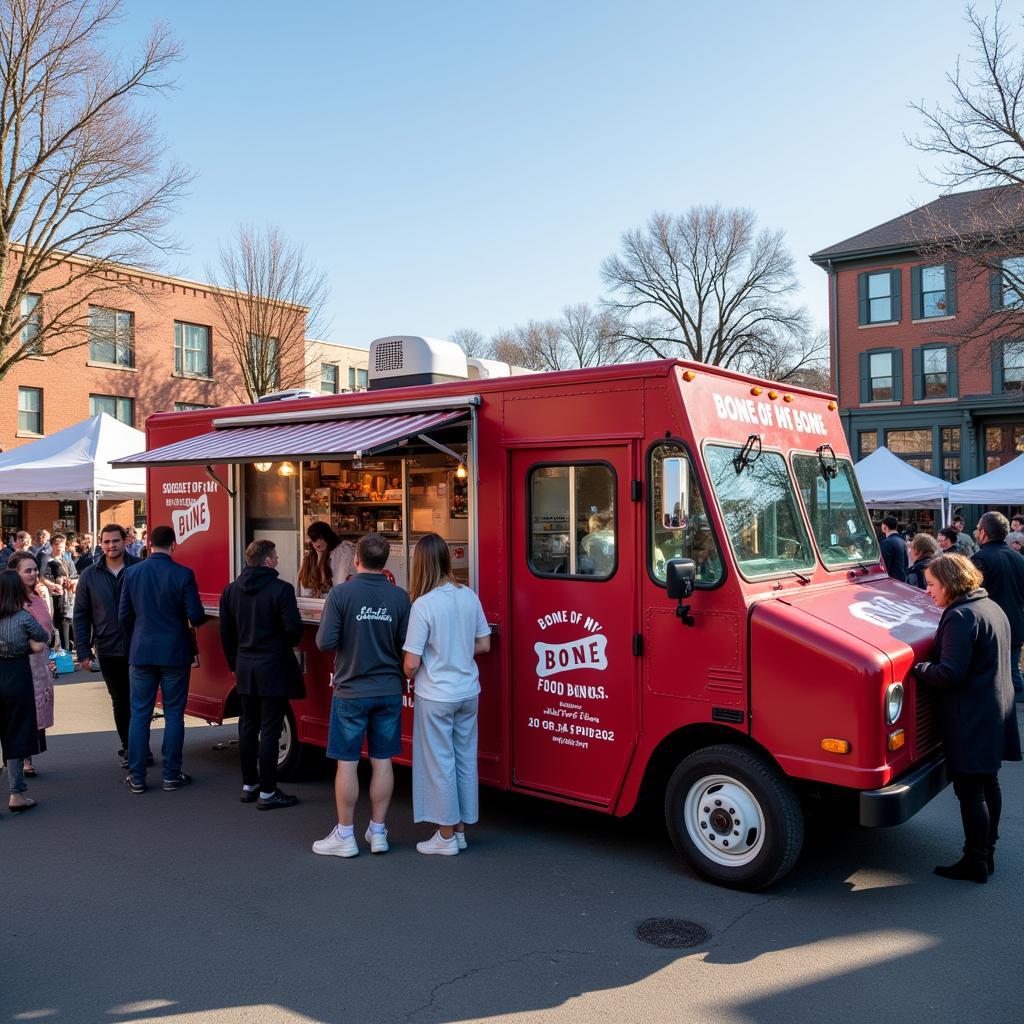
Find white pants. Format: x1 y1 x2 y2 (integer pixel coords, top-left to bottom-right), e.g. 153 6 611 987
412 696 479 826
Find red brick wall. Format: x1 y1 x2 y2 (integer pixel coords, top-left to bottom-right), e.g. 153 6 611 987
1 256 304 537
832 256 995 409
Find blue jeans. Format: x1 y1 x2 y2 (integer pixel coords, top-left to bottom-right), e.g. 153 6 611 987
128 665 191 782
1012 644 1024 702
7 758 26 794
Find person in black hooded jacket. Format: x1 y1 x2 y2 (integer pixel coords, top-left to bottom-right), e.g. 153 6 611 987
219 539 305 810
905 533 938 590
914 553 1022 884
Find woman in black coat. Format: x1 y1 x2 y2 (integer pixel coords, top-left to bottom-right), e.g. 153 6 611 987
914 553 1022 883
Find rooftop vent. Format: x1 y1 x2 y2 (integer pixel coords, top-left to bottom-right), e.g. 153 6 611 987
367 336 468 390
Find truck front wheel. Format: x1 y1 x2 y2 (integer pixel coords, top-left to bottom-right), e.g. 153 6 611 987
664 744 804 890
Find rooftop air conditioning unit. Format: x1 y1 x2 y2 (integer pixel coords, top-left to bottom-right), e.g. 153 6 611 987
367 335 469 390
256 388 319 404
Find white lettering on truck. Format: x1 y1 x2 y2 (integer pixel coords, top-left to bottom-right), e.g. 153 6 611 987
712 391 827 437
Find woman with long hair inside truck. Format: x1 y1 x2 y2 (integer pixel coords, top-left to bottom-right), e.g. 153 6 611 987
402 533 491 856
297 522 355 597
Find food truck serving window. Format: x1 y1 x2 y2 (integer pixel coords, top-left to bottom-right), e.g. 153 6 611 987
705 444 816 578
791 454 880 568
528 464 616 579
649 442 723 585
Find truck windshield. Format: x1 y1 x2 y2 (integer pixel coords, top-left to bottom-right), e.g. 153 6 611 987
791 454 880 568
705 444 816 578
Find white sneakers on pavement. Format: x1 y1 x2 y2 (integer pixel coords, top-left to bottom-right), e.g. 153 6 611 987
364 827 390 854
312 827 359 858
417 830 460 856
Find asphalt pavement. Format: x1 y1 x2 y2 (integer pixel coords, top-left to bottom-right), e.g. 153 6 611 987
2 670 1021 1024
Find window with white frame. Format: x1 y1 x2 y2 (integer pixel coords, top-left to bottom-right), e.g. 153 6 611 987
869 351 894 401
89 393 134 426
920 266 948 318
1004 340 1024 390
21 294 41 352
348 366 368 391
89 306 134 366
18 386 42 433
321 363 339 393
923 347 948 397
174 321 211 377
867 272 894 323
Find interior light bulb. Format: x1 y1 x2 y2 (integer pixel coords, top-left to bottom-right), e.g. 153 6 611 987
455 463 468 480
278 462 295 477
254 462 272 473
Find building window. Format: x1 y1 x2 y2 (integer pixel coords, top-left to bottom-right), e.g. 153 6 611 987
858 269 900 325
911 264 954 319
1 500 23 534
1002 256 1024 307
985 424 1024 471
1003 341 1024 391
21 293 41 352
88 306 134 367
869 352 893 401
348 366 368 391
89 394 134 427
173 402 212 412
941 426 961 482
923 347 948 397
859 431 878 458
321 363 339 393
18 386 42 434
133 499 146 530
887 428 933 474
174 322 211 377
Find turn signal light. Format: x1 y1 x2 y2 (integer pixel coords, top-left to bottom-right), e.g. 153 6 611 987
887 729 906 751
682 370 697 382
768 390 779 400
783 393 793 403
827 401 837 411
750 386 763 396
821 738 850 754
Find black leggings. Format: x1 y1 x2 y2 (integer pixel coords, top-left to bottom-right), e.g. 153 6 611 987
952 772 1002 857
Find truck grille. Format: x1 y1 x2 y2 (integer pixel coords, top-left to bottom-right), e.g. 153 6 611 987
914 683 941 756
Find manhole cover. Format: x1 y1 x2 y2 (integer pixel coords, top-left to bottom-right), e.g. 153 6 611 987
635 917 710 949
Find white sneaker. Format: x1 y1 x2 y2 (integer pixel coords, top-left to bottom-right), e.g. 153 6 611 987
364 826 390 854
455 831 467 851
416 830 459 856
312 827 359 858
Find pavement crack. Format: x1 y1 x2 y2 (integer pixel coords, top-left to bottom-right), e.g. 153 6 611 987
403 948 590 1023
709 895 776 947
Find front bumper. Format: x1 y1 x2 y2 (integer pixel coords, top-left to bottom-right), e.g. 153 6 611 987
858 754 949 828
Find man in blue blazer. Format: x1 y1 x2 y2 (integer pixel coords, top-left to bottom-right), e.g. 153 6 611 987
119 524 207 793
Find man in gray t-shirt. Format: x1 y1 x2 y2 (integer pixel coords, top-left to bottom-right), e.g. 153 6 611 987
312 534 410 859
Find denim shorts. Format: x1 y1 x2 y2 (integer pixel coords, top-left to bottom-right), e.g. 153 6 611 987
327 693 403 761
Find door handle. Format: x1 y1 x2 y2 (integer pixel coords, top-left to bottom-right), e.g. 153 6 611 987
487 622 501 636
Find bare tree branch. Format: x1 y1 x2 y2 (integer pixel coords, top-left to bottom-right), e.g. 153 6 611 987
600 204 818 380
0 0 193 380
205 223 329 403
450 327 489 359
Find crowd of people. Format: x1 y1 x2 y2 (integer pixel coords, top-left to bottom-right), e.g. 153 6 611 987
0 521 489 859
0 507 1020 880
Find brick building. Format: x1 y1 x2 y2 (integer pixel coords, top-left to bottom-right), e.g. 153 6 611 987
0 255 309 538
304 339 369 395
811 185 1024 526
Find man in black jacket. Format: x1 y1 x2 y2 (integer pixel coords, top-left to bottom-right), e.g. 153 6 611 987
879 515 908 582
219 539 305 809
74 523 143 767
972 511 1024 703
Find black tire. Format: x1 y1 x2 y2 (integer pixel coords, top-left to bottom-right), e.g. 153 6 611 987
664 744 804 890
277 705 324 781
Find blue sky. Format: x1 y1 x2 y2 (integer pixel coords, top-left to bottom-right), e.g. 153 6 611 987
110 1 989 349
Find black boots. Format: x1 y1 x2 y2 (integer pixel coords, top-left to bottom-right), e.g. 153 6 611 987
934 855 988 884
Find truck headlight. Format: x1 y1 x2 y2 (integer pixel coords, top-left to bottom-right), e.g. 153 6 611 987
885 682 904 725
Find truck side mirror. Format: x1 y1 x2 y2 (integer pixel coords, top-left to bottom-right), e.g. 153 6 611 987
666 558 696 600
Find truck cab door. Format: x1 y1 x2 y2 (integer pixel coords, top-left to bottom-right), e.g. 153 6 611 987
509 445 638 807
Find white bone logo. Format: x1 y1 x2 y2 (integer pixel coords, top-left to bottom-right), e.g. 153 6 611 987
849 596 935 630
171 493 210 545
534 634 608 676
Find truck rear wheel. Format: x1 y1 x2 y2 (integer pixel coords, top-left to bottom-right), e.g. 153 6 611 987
277 706 323 781
664 744 803 890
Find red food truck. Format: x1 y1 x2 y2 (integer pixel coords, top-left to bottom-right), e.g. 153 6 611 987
117 336 946 890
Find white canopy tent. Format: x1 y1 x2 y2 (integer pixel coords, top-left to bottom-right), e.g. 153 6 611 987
0 413 146 533
948 452 1024 506
854 445 951 523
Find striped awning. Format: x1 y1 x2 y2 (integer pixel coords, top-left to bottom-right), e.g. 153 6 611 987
113 409 467 468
